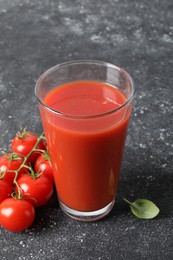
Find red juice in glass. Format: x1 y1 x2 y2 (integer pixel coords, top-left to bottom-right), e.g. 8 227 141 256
35 61 135 221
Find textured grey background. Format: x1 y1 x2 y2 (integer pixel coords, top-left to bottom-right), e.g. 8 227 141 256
0 0 173 259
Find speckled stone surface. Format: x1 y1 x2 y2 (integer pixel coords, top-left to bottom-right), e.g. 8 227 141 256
0 0 173 259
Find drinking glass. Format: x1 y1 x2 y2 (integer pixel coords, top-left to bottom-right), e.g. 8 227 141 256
35 60 135 221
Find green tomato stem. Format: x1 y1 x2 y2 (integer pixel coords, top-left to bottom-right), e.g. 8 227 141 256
5 132 45 198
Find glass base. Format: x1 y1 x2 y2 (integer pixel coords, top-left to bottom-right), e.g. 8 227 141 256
59 199 115 222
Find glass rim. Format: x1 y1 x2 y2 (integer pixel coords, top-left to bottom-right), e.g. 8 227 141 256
35 60 135 119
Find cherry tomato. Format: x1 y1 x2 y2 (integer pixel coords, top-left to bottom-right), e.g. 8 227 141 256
16 174 53 207
34 151 54 183
0 198 35 232
0 153 28 185
0 179 13 203
11 131 45 163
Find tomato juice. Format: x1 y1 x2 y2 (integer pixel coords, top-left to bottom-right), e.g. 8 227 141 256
41 81 131 212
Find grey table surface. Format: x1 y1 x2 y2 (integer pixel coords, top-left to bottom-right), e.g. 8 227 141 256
0 0 173 259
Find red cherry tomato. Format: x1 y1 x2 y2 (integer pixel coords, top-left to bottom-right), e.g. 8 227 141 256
0 153 28 185
0 198 35 232
11 131 45 163
0 179 13 203
16 174 53 207
34 151 54 183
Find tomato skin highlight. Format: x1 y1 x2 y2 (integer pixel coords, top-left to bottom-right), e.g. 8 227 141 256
16 174 53 207
11 132 45 163
0 180 13 203
34 153 54 183
0 198 35 232
0 153 28 185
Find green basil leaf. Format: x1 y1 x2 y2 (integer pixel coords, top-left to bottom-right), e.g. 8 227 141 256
124 198 160 219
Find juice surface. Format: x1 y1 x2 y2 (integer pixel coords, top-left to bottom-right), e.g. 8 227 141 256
44 81 125 116
42 81 129 211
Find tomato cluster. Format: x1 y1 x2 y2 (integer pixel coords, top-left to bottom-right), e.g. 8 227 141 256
0 130 54 232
